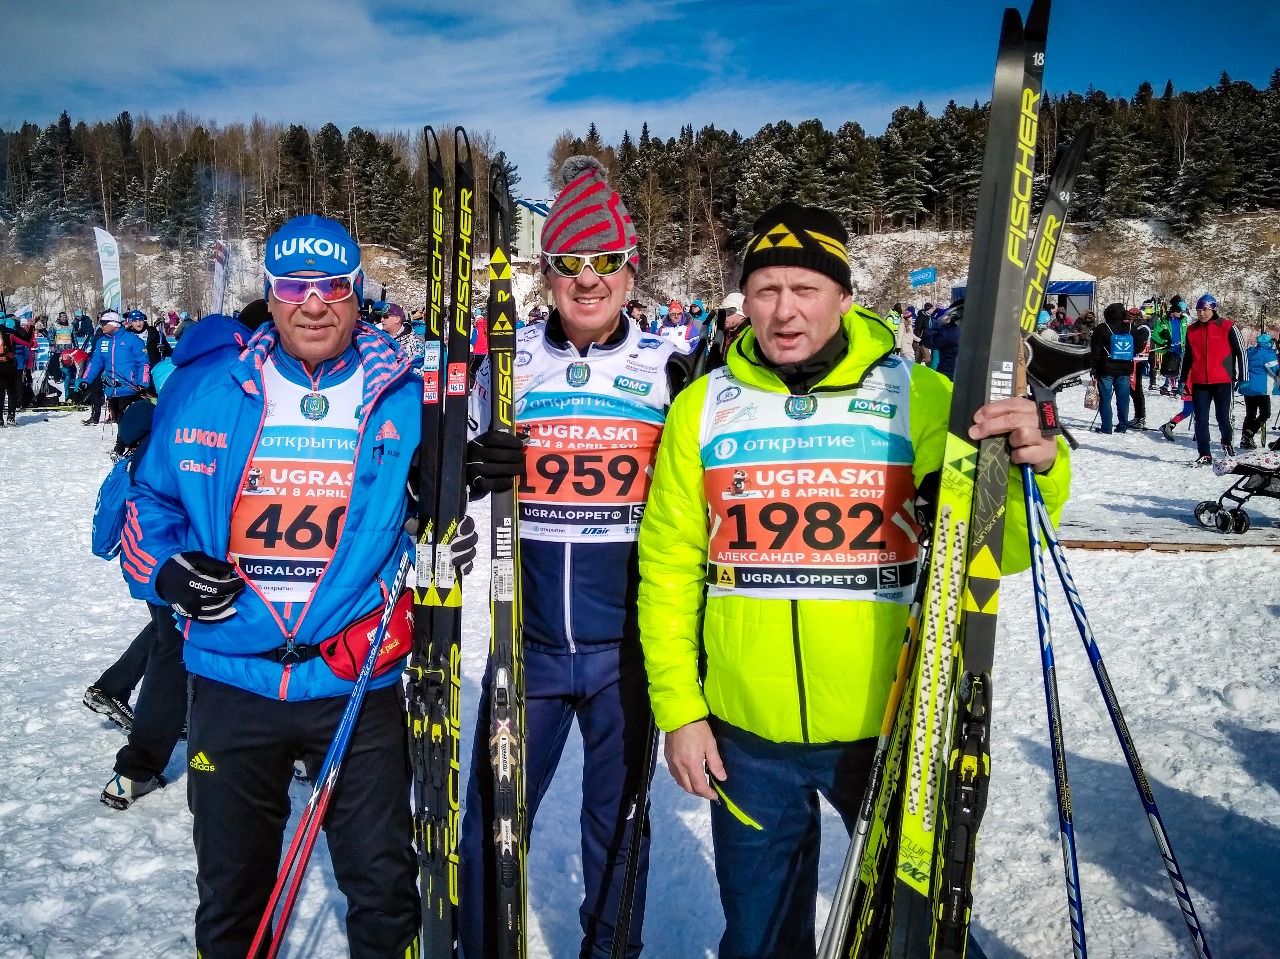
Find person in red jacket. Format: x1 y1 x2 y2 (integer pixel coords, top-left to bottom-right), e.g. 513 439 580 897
1180 293 1245 463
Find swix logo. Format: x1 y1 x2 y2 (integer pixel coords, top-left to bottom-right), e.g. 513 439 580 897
175 428 229 448
179 459 217 475
375 419 400 442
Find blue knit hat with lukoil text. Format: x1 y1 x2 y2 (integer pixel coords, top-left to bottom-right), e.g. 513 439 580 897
264 215 363 301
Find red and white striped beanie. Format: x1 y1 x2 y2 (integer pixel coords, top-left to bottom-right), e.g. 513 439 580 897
540 156 639 271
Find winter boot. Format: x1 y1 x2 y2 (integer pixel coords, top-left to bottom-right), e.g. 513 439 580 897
1160 421 1176 442
4 415 14 427
100 773 165 810
1241 430 1257 450
1222 441 1236 457
1127 418 1146 431
83 686 134 732
1192 455 1213 467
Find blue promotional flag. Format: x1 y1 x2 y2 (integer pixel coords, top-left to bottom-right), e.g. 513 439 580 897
909 267 937 288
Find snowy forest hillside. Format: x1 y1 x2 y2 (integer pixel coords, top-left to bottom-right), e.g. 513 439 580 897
3 69 1280 316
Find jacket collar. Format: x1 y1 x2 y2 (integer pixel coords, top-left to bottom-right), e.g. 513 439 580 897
544 309 630 358
727 305 896 394
231 320 411 409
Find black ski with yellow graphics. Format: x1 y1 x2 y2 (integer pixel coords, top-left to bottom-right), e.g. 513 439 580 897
886 4 1051 957
485 156 527 959
409 125 474 958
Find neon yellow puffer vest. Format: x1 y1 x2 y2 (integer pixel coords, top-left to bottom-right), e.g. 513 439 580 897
637 306 1071 744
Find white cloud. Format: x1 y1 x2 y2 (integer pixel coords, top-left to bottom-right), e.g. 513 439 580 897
2 0 986 195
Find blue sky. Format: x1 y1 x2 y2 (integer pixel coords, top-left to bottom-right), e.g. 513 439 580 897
4 0 1277 195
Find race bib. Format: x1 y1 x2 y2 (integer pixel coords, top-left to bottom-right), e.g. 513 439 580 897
518 407 663 542
229 359 363 604
700 366 920 603
705 460 918 599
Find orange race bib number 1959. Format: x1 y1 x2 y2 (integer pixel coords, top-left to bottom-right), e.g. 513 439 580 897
517 417 661 539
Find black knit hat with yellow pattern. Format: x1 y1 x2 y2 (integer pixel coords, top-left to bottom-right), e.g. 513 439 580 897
740 202 852 292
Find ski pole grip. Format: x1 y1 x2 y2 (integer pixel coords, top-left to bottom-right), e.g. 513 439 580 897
1029 377 1077 449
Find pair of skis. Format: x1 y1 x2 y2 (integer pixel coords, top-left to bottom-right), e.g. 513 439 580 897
250 127 527 958
818 2 1212 957
409 125 475 959
411 126 527 958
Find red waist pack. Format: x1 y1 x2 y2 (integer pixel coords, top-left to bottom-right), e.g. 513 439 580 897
319 589 414 681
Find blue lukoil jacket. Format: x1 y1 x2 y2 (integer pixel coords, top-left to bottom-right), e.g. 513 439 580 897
85 327 150 397
123 321 420 701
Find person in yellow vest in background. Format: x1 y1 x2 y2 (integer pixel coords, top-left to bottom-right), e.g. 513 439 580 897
636 201 1072 959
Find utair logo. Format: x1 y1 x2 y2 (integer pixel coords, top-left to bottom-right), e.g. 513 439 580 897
713 437 738 461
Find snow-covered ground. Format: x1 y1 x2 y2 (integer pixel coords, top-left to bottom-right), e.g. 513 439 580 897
0 383 1276 958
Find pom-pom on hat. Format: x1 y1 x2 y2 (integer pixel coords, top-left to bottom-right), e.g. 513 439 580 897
540 156 639 270
740 202 852 292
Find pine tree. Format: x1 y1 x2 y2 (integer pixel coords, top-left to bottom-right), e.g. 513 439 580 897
790 119 835 208
733 126 795 236
278 124 313 215
879 126 928 229
932 102 984 231
830 121 882 235
1171 128 1235 235
313 124 346 218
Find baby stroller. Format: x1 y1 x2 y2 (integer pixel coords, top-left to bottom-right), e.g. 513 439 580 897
1196 450 1280 534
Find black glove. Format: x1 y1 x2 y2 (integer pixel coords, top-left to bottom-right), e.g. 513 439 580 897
156 551 246 622
450 514 478 574
466 429 525 493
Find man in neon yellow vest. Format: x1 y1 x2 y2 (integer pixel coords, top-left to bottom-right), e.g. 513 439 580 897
636 201 1071 957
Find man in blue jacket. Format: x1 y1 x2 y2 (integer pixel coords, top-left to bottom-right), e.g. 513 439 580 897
83 310 150 425
123 216 423 958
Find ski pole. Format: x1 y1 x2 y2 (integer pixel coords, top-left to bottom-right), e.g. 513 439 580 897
1030 481 1215 959
609 715 659 959
247 551 414 959
1022 465 1087 959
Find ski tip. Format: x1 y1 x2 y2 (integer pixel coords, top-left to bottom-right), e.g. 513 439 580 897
423 126 441 163
455 126 472 163
999 6 1024 41
1024 0 1051 41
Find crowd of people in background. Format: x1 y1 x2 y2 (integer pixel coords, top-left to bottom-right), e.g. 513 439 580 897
5 286 1269 474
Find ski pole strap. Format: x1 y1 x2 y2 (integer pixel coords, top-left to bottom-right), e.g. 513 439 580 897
1029 377 1077 450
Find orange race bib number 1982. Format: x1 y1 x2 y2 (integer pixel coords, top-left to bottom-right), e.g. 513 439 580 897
705 460 918 597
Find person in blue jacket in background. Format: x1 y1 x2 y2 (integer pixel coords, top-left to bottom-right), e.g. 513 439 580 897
921 300 963 380
1238 331 1279 448
84 310 150 426
120 217 484 958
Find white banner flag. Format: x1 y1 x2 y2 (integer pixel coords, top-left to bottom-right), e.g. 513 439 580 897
211 240 229 315
93 228 122 312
